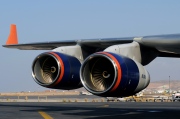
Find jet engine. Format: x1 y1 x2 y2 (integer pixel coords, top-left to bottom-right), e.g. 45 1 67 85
32 52 82 89
80 52 150 97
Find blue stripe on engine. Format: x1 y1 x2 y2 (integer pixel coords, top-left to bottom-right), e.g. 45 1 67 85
107 52 139 95
55 52 71 85
53 52 81 89
123 57 139 93
107 52 128 91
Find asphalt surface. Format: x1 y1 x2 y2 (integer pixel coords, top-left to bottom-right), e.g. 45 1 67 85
0 95 105 102
0 95 101 99
0 102 180 119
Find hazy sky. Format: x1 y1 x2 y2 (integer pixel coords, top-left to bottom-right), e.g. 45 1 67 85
1 0 180 92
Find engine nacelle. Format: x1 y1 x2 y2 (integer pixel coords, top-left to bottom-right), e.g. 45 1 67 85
80 52 150 97
32 52 82 90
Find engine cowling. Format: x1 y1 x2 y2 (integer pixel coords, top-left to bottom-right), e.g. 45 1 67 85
32 52 82 90
80 52 150 97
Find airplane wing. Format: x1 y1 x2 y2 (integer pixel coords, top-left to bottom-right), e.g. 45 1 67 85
137 34 180 54
3 25 180 57
3 24 133 50
2 38 133 50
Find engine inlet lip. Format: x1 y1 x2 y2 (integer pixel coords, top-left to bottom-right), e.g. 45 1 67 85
80 53 118 95
32 52 60 86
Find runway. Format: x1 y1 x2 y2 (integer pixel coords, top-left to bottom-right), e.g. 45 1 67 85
0 102 180 119
0 95 105 102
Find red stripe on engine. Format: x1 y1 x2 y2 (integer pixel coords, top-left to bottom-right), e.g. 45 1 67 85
49 52 64 86
98 52 122 92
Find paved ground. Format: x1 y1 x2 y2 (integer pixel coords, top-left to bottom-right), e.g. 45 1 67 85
0 95 101 100
0 95 106 102
0 102 180 119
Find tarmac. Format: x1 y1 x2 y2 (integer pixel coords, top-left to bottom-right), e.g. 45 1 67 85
0 102 180 119
0 95 106 102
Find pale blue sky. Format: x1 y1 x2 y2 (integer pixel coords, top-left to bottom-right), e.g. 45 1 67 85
1 0 180 92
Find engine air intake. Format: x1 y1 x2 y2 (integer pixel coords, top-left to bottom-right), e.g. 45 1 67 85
32 52 82 89
32 53 60 85
82 56 116 92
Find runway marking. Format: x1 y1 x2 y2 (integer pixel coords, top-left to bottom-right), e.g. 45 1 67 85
91 112 141 118
38 111 53 119
148 110 162 113
98 104 109 108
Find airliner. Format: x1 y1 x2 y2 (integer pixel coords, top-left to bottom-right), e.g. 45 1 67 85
3 24 180 97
